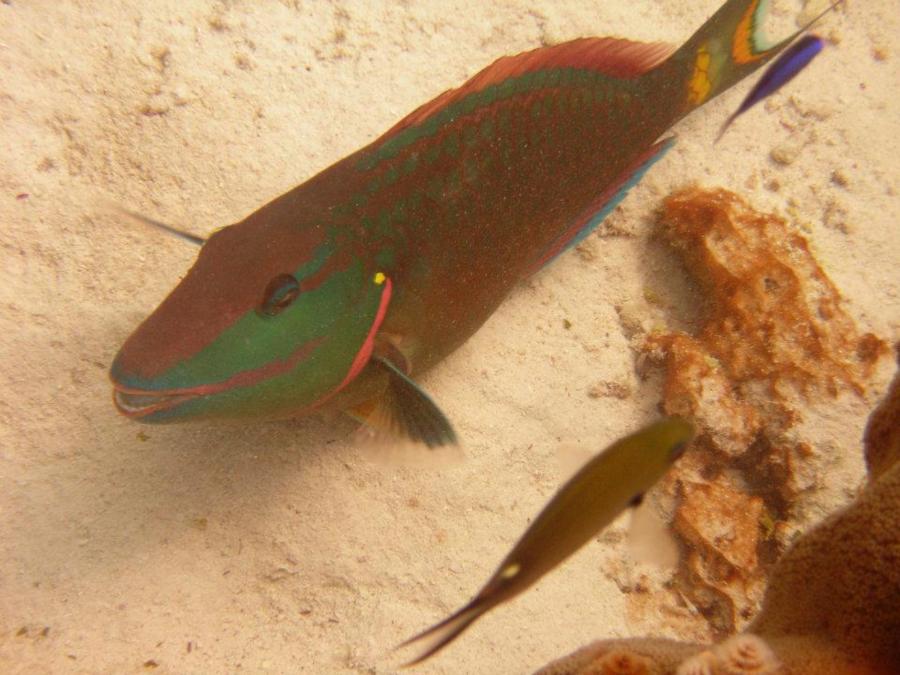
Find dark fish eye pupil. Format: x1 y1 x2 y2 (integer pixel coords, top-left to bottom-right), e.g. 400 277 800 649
261 273 300 316
670 441 688 461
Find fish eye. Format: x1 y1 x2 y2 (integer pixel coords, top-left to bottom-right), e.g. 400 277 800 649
259 273 300 317
670 441 689 461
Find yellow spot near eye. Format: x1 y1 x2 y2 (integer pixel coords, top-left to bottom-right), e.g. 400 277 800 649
374 272 386 285
501 563 520 579
687 45 713 105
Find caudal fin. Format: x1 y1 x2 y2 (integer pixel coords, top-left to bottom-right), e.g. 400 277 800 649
395 599 485 667
669 0 842 113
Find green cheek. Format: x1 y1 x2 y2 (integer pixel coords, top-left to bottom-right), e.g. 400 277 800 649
143 267 389 422
375 248 396 268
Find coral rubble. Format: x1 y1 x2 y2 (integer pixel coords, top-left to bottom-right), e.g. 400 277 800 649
536 357 900 673
639 187 887 633
534 280 900 675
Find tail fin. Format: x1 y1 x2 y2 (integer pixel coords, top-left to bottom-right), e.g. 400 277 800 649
669 0 842 113
395 598 485 668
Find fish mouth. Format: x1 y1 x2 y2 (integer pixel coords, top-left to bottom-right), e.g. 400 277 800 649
112 385 202 419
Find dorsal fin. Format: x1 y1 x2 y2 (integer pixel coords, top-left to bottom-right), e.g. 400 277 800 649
378 37 674 140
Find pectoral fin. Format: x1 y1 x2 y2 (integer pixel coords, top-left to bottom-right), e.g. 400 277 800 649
350 357 457 449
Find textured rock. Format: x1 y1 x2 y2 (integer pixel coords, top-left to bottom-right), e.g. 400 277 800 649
863 346 900 479
535 359 900 674
750 355 900 672
674 477 766 634
641 187 888 633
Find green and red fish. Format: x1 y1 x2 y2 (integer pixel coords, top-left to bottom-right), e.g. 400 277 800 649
111 0 835 445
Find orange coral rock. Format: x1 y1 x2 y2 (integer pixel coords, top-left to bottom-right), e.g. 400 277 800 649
652 187 884 400
674 477 766 634
647 333 761 458
640 187 887 634
646 186 886 459
535 361 900 675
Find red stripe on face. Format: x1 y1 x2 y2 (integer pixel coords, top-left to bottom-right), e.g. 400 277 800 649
115 335 327 399
301 275 393 413
339 276 393 388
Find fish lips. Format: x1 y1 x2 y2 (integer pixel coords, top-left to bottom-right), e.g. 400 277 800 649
109 360 230 421
111 383 204 421
107 327 336 422
108 332 333 422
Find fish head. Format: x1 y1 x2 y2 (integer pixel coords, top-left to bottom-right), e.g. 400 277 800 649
110 213 390 422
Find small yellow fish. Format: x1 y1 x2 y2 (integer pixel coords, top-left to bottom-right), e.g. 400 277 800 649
398 416 694 666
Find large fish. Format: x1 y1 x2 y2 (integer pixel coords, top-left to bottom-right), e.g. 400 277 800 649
110 0 834 445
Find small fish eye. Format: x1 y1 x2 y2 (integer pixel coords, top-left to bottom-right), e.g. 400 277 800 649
260 273 300 317
500 563 520 579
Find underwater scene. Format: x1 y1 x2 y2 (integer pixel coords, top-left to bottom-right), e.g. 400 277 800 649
1 1 897 672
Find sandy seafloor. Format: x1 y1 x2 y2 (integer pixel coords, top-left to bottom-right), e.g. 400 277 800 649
1 1 898 673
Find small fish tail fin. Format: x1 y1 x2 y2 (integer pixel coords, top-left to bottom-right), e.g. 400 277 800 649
395 599 485 668
669 0 840 114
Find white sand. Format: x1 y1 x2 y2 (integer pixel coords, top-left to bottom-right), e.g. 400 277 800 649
1 1 897 673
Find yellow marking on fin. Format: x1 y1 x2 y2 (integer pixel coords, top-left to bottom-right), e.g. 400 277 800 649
687 46 712 105
374 272 386 285
500 563 520 579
